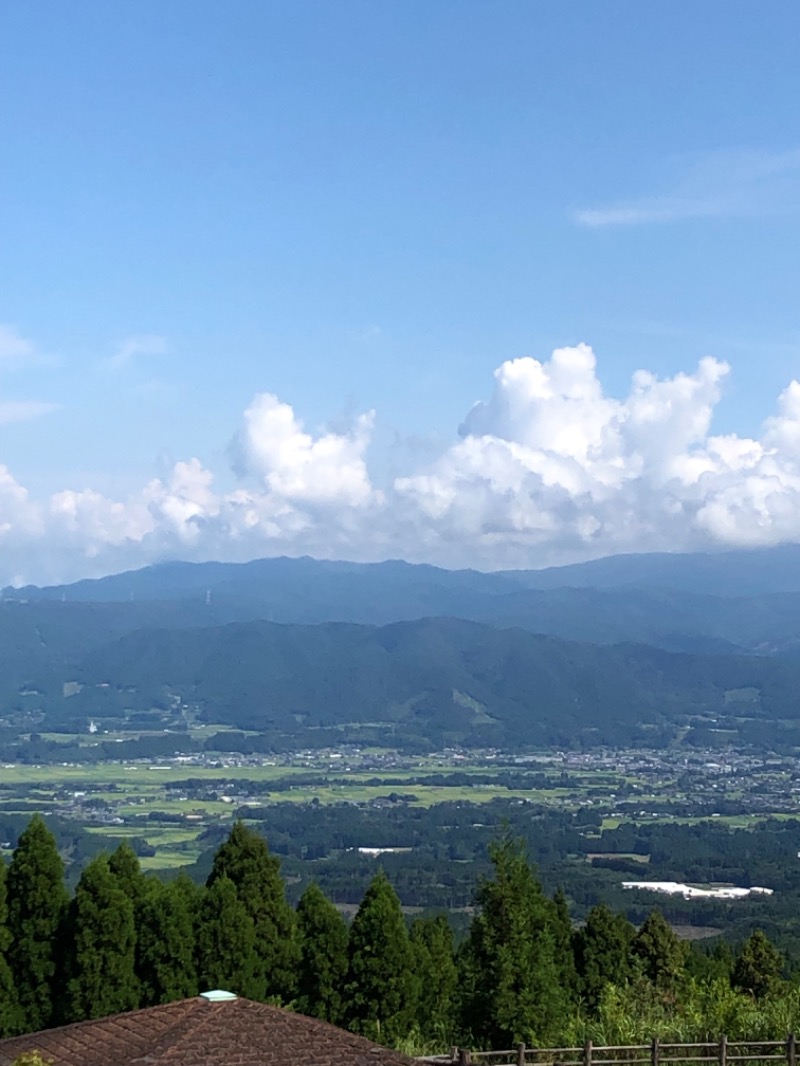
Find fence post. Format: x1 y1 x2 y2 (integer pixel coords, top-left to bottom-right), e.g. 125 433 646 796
787 1034 797 1066
584 1039 593 1066
719 1035 727 1066
517 1043 526 1066
459 1050 471 1066
651 1037 660 1066
449 1048 458 1064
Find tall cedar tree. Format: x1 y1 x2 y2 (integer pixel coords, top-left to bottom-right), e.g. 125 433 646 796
136 875 199 1006
207 821 298 1001
108 842 149 1004
551 888 579 1005
7 816 69 1032
65 855 139 1022
632 910 688 997
410 914 458 1045
195 874 259 998
461 833 568 1048
296 882 349 1024
345 869 416 1044
575 904 635 1011
108 843 148 908
0 861 22 1036
731 930 784 1000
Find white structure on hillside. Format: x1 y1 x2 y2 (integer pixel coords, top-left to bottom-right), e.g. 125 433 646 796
622 880 773 900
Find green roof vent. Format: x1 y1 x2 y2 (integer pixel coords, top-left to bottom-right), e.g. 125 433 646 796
200 989 238 1001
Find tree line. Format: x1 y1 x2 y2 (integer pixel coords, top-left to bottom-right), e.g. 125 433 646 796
0 816 796 1050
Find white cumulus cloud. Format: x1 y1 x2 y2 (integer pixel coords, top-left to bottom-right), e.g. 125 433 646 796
231 393 379 509
6 345 800 584
394 346 800 568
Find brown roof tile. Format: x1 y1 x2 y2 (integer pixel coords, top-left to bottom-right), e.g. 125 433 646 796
0 996 418 1066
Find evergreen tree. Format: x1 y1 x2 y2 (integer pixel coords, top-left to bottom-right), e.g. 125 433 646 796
108 842 148 1005
574 904 635 1011
0 861 22 1037
7 816 69 1031
345 869 416 1044
136 875 198 1006
551 887 579 1005
460 833 567 1048
296 883 349 1024
65 855 139 1022
195 875 259 998
685 940 734 984
207 821 298 1001
731 930 784 1000
632 910 687 997
108 842 148 908
410 914 457 1045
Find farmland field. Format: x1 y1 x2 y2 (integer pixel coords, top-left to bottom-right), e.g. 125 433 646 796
1 728 799 875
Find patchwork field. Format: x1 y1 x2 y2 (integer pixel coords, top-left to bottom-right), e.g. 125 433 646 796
0 731 797 874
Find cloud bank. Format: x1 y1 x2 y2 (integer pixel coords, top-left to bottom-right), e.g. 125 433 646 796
3 344 800 584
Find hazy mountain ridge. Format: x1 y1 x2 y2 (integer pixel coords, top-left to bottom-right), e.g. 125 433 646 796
12 544 800 603
499 543 800 597
8 550 800 656
6 547 800 751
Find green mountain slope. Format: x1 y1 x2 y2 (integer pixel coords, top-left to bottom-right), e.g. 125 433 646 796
61 617 800 749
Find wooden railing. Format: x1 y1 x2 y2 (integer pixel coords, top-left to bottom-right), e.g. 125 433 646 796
421 1037 798 1066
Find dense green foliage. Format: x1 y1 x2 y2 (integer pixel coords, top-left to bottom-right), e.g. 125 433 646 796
135 875 198 1004
4 815 800 1053
633 910 688 995
410 914 458 1045
195 874 260 998
345 870 416 1043
0 861 21 1036
732 930 785 1000
207 820 298 1000
64 855 139 1021
296 882 349 1024
7 816 69 1032
460 834 569 1047
575 904 635 1009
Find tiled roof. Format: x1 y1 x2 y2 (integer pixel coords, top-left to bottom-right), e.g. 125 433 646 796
0 995 418 1066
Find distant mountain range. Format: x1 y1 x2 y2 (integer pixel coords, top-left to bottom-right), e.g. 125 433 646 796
8 549 800 654
5 546 800 751
13 542 800 603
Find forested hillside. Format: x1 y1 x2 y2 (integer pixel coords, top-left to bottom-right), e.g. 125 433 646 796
3 614 800 748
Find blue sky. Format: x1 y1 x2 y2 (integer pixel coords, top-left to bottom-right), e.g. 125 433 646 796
2 1 800 584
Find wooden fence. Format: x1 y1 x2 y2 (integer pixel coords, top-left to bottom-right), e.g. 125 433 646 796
422 1037 799 1066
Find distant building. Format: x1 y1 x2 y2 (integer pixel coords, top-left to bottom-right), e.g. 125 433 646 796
621 880 773 900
